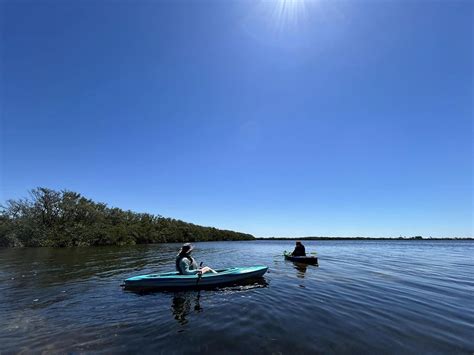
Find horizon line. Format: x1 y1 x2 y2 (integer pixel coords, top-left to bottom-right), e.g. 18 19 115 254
255 235 474 239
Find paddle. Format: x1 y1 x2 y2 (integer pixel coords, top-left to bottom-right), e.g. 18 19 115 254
196 262 204 286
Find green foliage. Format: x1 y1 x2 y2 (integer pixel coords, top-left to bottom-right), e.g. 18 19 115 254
0 188 254 248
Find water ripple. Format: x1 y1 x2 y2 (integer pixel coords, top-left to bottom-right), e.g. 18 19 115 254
0 240 473 354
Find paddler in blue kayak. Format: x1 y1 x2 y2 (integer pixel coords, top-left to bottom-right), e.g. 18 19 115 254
291 241 306 257
176 243 217 275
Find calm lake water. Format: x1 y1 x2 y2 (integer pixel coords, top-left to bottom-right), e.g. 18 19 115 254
0 240 473 354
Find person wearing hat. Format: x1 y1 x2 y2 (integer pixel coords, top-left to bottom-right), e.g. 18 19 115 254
176 243 217 275
291 241 306 257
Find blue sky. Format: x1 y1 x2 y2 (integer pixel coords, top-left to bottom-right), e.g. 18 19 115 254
1 0 472 237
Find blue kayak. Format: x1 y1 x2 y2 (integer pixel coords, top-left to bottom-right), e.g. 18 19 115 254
123 265 268 290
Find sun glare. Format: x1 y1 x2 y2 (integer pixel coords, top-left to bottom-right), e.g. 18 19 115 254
241 0 320 49
271 0 309 29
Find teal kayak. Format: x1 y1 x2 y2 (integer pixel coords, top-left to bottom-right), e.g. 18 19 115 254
123 265 268 290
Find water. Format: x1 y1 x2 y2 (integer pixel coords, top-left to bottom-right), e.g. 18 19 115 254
0 240 473 354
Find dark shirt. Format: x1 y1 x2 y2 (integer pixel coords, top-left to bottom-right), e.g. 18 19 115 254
292 244 306 256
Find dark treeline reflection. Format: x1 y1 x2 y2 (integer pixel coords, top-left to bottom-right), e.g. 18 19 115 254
0 188 254 247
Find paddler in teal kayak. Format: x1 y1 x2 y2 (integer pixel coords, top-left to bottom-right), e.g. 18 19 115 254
176 243 217 275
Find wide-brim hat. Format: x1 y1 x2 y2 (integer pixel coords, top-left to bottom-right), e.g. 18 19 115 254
180 243 194 254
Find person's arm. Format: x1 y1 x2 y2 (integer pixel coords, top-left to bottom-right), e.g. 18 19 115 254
180 258 199 275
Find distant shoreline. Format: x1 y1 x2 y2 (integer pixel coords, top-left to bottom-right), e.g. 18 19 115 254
255 237 473 241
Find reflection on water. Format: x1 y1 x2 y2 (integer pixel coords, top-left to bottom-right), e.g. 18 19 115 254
1 241 473 354
170 278 268 326
293 263 308 278
285 259 319 279
122 277 269 327
171 292 202 325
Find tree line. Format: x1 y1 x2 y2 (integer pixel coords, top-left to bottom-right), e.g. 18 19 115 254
0 188 254 247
